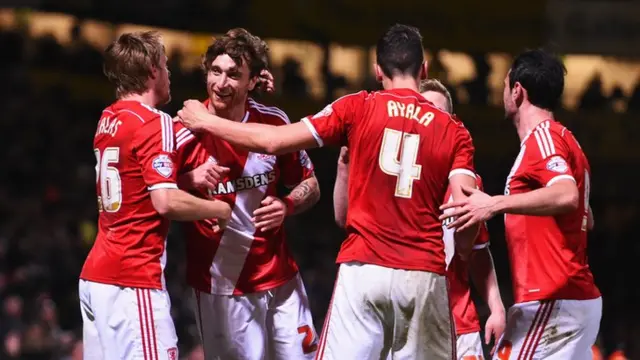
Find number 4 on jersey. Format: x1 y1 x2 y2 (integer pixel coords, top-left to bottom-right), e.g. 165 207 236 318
95 147 122 212
378 128 422 198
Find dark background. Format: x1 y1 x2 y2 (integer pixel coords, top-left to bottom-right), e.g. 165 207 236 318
0 0 638 359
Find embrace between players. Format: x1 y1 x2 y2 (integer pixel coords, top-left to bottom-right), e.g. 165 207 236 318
80 24 601 360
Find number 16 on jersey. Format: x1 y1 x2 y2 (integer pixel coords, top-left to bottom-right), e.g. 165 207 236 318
379 128 422 198
95 147 122 213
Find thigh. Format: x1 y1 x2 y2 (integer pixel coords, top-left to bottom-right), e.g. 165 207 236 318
194 289 268 360
493 300 557 360
316 263 389 360
268 274 318 360
79 280 103 360
538 297 603 360
389 270 454 360
456 332 484 360
83 282 178 360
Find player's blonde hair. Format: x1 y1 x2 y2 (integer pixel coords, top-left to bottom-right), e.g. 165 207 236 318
419 79 453 113
103 31 166 98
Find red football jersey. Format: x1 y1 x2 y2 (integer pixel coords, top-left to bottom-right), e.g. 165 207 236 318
504 119 600 303
442 176 489 335
177 99 314 295
302 89 476 275
80 100 179 289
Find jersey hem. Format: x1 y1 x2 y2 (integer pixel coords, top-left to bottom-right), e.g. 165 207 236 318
79 276 163 290
187 271 298 296
456 326 482 336
335 257 445 275
515 292 602 304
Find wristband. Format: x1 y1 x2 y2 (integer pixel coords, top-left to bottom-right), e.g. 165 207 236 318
282 197 295 215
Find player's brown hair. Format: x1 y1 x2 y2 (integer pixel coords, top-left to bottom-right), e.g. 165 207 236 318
202 28 270 92
103 31 166 98
420 79 453 113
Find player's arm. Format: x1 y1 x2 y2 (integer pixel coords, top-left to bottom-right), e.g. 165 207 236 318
150 188 231 222
448 124 481 258
136 115 232 224
284 175 320 215
469 246 504 313
177 92 365 154
587 205 594 230
490 178 578 216
253 149 319 231
178 100 316 155
469 243 506 347
493 135 580 216
333 147 349 228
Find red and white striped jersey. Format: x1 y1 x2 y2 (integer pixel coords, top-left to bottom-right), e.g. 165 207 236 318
177 99 315 295
81 100 178 290
442 175 489 335
504 119 600 303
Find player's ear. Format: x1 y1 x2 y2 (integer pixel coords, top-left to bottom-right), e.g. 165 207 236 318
420 61 428 80
513 81 525 106
149 66 158 80
374 64 383 82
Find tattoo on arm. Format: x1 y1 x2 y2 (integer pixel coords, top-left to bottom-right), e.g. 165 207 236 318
287 176 320 215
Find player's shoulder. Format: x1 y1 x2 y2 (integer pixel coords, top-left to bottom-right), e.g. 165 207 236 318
523 119 577 159
110 100 170 124
247 98 291 125
174 122 196 151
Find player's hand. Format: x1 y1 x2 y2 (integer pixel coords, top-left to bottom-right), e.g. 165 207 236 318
439 185 497 232
184 162 229 191
485 309 506 355
212 202 232 233
252 196 287 232
177 100 211 131
258 69 275 94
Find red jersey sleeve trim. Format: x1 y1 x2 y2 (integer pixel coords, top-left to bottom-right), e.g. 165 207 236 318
148 183 179 191
176 127 196 150
546 174 575 187
449 168 476 179
532 122 558 158
301 117 324 147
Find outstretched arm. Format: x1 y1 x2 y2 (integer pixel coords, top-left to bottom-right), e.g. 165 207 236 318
178 100 317 155
441 179 579 232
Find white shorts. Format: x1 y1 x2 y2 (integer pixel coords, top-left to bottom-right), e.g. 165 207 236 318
193 273 317 360
492 297 602 360
317 262 455 360
78 279 178 360
457 332 484 359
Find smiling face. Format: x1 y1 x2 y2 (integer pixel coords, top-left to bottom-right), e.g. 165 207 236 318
206 54 258 113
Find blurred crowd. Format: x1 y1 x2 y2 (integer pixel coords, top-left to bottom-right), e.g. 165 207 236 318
0 26 638 359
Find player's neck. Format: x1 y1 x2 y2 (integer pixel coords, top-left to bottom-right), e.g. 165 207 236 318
120 92 159 109
207 101 246 122
515 105 555 142
383 76 420 93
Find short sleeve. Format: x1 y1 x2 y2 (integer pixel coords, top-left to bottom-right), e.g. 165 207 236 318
301 91 367 147
278 150 315 188
133 113 179 191
448 121 476 179
174 123 206 174
525 127 575 187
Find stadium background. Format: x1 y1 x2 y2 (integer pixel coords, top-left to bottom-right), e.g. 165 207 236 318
0 0 638 358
